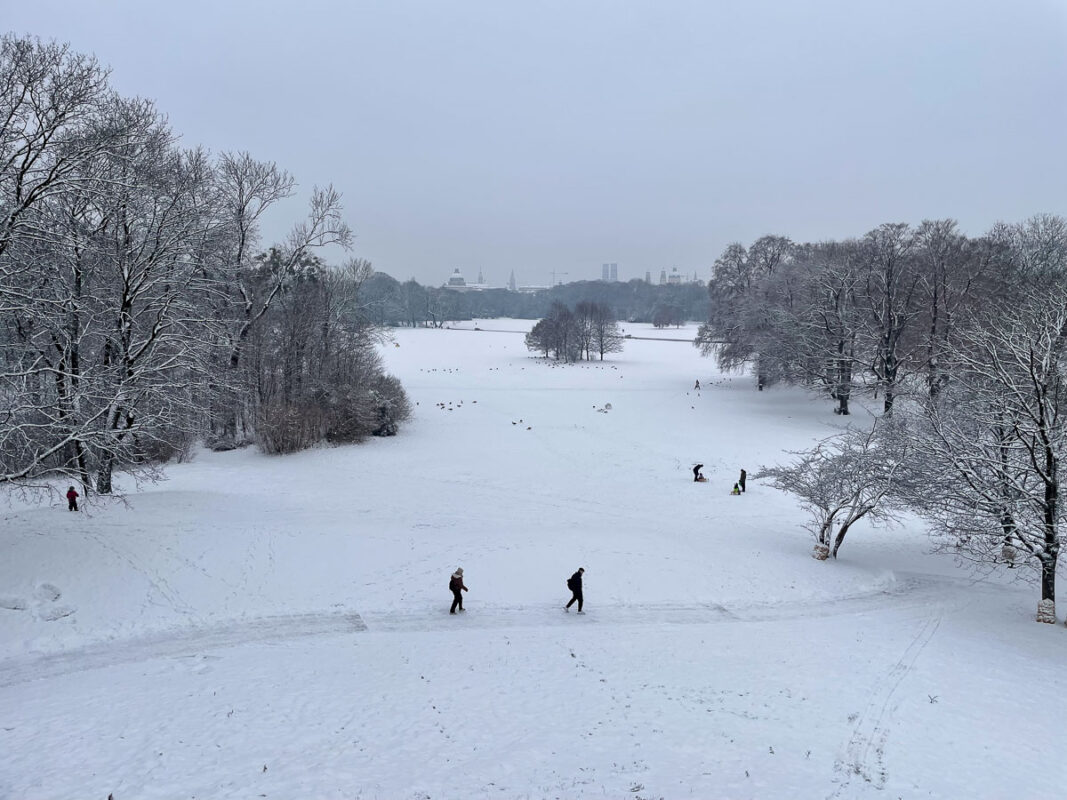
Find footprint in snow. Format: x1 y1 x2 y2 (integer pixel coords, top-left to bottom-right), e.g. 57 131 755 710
37 604 76 621
34 582 61 602
32 582 76 622
0 595 28 612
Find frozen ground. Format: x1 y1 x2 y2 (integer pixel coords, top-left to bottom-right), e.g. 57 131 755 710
1 321 1065 799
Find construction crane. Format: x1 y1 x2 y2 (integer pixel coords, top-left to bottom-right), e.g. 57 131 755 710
550 271 568 286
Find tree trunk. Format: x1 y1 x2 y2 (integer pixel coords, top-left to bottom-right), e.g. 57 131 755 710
813 518 833 559
1038 443 1059 621
74 440 91 491
1037 553 1057 624
830 522 851 558
96 453 114 494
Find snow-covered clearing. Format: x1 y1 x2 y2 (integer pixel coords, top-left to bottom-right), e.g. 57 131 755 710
2 322 1065 799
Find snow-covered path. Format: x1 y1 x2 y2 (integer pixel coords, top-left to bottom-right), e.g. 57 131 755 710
2 322 1065 799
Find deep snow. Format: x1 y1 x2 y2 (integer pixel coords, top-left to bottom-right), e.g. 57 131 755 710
1 321 1065 799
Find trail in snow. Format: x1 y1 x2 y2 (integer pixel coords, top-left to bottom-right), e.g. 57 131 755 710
0 573 986 688
0 612 365 688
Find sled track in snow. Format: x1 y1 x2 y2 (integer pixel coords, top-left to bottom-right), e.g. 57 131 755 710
827 611 944 798
0 574 987 687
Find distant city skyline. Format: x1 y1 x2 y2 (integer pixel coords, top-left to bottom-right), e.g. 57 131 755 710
5 0 1065 285
431 262 705 288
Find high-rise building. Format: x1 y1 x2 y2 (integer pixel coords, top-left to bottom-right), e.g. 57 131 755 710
508 270 517 291
645 271 651 284
601 262 618 282
659 269 667 285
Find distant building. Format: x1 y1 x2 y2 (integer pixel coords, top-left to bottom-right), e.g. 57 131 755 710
645 271 651 284
659 269 667 285
508 270 517 291
667 267 682 285
443 268 490 292
601 262 618 282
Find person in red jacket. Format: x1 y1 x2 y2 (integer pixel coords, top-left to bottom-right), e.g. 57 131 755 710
449 568 468 614
66 486 79 511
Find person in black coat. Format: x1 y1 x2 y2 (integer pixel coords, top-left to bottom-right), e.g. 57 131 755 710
693 464 704 482
739 468 747 493
565 567 585 613
449 568 468 614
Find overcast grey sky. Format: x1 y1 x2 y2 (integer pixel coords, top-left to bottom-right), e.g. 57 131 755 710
5 0 1066 286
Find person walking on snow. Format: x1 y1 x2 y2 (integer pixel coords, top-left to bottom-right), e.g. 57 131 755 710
739 468 747 493
693 464 704 482
66 486 79 511
694 379 700 390
565 567 585 613
449 567 468 614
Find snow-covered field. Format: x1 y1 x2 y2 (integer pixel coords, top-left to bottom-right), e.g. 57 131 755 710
2 321 1065 800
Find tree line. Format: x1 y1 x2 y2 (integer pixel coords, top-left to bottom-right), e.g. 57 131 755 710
358 274 708 328
0 34 410 496
697 217 1067 623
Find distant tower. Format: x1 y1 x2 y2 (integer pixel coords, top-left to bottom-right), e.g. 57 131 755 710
602 262 618 282
477 269 485 284
645 271 651 284
602 263 610 281
609 262 618 282
659 269 667 285
508 270 517 291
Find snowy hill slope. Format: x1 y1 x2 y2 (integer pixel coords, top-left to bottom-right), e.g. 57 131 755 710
1 322 1064 799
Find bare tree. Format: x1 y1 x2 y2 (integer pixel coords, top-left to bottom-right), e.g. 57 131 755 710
755 417 908 559
856 223 923 414
910 219 992 399
589 302 623 360
0 105 231 494
573 300 597 360
906 288 1067 622
696 236 793 390
0 35 110 269
214 184 353 445
755 240 866 414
